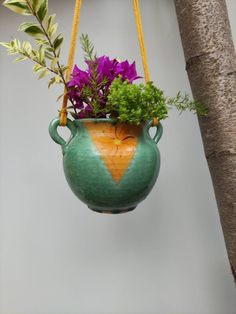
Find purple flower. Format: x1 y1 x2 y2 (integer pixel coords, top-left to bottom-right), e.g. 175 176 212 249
96 56 118 83
67 65 89 89
116 61 141 82
67 55 141 119
77 105 94 119
86 56 140 85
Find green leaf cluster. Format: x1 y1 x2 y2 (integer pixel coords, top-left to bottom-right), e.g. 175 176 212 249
107 78 208 125
107 78 168 124
1 0 66 88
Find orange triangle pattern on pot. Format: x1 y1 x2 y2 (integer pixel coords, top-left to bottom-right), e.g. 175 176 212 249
85 122 141 183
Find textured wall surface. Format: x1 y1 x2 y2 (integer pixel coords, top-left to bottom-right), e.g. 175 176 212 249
0 1 236 313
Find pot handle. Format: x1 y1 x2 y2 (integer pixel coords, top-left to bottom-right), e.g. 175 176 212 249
146 121 163 144
49 118 77 146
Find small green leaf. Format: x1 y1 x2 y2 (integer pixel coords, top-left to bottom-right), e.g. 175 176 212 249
45 51 54 60
48 23 58 38
38 45 45 63
46 14 56 31
45 46 54 53
38 69 49 79
53 35 63 51
13 38 21 48
31 0 41 11
37 0 48 22
22 41 32 54
56 93 65 102
18 22 44 37
60 65 68 74
31 49 37 57
50 57 58 70
13 56 28 62
0 42 11 48
48 77 56 88
35 38 48 46
3 0 32 15
33 63 44 72
7 50 18 55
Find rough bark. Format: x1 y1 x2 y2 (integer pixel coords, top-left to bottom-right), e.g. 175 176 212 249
174 0 236 282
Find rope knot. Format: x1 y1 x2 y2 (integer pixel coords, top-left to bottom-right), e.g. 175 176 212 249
59 108 68 126
152 117 159 126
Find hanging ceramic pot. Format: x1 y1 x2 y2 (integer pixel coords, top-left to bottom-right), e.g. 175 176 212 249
49 118 163 214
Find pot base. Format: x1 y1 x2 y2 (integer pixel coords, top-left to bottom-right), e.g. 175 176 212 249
88 206 136 214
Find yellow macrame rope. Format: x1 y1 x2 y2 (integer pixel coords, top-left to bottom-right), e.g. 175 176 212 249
59 0 156 126
59 0 83 126
132 0 150 83
132 0 157 126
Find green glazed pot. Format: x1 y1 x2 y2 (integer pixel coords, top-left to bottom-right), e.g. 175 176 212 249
49 118 163 214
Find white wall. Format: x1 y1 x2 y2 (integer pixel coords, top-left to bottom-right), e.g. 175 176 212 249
0 1 235 313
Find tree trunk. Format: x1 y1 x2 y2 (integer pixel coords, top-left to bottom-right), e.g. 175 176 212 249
174 0 236 281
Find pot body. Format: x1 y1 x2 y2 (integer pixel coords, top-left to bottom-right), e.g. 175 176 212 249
49 118 163 214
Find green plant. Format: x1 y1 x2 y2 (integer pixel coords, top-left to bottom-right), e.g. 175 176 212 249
107 79 168 124
0 0 67 89
107 78 207 124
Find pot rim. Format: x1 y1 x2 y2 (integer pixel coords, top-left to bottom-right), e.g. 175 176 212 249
72 118 147 126
73 118 116 123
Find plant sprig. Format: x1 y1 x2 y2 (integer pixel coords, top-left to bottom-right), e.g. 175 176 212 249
167 92 208 116
80 34 96 61
0 0 67 89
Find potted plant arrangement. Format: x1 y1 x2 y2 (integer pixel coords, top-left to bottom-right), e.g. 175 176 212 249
0 0 207 214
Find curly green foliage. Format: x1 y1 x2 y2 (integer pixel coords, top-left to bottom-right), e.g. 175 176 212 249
107 78 168 124
107 78 208 125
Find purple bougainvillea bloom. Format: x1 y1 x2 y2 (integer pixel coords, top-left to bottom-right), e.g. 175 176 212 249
77 111 86 119
85 56 140 86
74 100 84 109
116 61 141 82
85 56 116 86
67 55 141 119
84 105 93 112
67 65 90 89
97 56 118 83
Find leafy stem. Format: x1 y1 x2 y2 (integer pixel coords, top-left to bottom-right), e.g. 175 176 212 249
20 49 57 75
80 34 96 61
24 0 67 87
0 0 76 108
167 92 208 116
